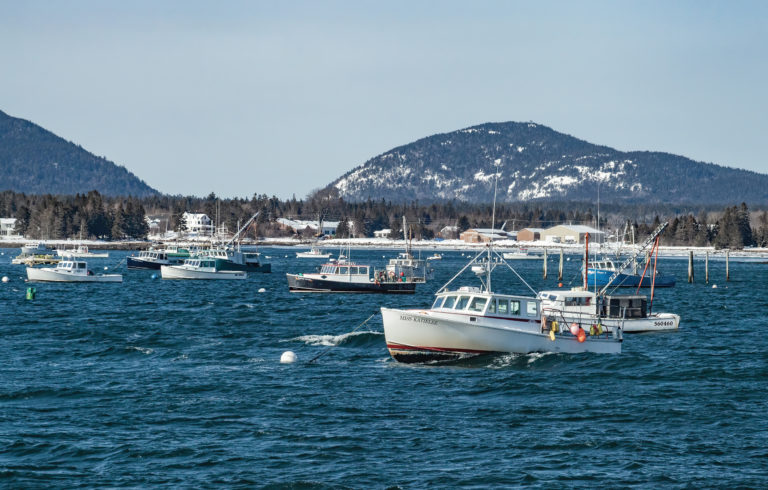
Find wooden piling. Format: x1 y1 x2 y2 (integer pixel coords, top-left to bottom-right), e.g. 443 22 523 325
705 251 709 284
558 248 563 281
543 248 548 279
688 251 694 283
726 249 730 282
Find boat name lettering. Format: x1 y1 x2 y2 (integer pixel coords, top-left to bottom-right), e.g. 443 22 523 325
400 314 437 325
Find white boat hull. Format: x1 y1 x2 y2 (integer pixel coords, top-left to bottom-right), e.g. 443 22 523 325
57 252 110 258
160 265 246 280
296 252 332 259
545 312 680 333
381 307 621 362
26 267 122 283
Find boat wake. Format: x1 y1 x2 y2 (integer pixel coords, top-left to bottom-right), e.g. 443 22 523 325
291 330 383 348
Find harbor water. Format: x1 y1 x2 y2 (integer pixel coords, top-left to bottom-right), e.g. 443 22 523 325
1 248 766 487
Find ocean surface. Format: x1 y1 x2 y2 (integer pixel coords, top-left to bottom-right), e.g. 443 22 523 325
1 247 766 488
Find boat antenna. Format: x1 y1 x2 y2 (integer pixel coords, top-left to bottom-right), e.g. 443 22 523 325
487 159 501 293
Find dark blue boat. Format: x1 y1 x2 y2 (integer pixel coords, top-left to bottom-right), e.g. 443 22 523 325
585 259 676 288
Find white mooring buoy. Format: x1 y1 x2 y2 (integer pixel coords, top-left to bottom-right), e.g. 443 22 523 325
712 284 718 289
280 351 297 364
1 276 9 283
258 288 266 293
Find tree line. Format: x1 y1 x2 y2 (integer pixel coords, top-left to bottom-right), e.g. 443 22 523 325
0 189 765 249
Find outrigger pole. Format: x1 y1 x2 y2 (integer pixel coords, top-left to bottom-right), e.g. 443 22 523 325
598 221 669 296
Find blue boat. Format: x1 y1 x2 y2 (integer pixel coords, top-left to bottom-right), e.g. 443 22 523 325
585 259 676 288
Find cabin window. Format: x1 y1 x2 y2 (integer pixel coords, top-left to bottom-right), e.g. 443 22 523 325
432 297 444 309
340 267 349 274
78 263 85 269
360 267 368 275
510 300 521 315
468 297 487 312
497 299 509 315
455 296 471 310
526 301 538 316
443 296 456 309
488 300 497 314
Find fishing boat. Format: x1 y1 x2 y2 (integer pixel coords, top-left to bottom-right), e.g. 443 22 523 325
427 253 442 260
197 213 271 272
502 249 541 260
585 258 675 288
56 244 109 258
296 246 332 259
21 242 54 256
381 166 621 363
286 259 416 294
384 217 433 282
537 288 680 333
160 258 247 280
26 260 122 283
127 249 177 270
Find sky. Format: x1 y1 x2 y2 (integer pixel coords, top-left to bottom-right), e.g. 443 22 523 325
1 1 767 199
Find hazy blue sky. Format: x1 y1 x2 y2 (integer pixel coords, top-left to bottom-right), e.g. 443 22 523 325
1 1 766 199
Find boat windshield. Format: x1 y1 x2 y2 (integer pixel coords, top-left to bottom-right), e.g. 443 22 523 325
468 297 487 312
442 295 456 309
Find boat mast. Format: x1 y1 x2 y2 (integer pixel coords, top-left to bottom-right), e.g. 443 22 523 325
487 159 500 293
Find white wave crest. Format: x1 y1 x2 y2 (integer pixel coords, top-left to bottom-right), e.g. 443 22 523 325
291 330 382 346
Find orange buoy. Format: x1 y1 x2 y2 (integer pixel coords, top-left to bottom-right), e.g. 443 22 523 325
577 328 586 343
558 282 563 288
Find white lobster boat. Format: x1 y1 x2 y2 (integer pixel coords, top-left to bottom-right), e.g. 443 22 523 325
160 258 247 280
56 245 109 258
382 285 621 363
26 260 122 283
296 246 332 259
537 289 680 333
381 169 621 363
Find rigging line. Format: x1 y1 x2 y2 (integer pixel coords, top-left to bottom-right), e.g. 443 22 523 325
491 249 538 295
435 248 487 295
306 311 379 364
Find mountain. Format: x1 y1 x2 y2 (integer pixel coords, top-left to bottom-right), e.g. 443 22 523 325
0 110 158 197
329 122 768 205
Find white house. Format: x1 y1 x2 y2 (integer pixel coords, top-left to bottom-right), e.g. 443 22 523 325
182 212 213 236
276 218 344 236
373 229 392 238
0 218 19 238
541 225 605 244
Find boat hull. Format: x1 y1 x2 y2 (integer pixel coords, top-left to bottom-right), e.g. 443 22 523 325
587 269 676 288
160 265 247 280
381 307 621 363
213 258 271 273
26 268 122 283
287 273 416 294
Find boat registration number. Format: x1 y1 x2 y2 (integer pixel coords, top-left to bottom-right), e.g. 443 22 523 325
654 320 675 327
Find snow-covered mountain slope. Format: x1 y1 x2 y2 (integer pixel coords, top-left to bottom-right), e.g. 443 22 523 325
328 122 768 204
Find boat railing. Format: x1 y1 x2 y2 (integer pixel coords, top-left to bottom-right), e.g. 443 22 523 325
541 307 621 340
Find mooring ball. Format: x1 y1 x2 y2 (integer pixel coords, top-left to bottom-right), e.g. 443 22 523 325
712 284 717 289
258 288 266 293
280 351 297 364
150 273 158 280
1 276 9 283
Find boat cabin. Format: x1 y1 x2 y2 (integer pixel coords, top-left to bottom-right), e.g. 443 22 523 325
320 263 370 277
537 290 597 315
138 250 169 261
603 295 647 319
588 259 617 270
184 259 217 269
56 260 92 275
430 287 540 318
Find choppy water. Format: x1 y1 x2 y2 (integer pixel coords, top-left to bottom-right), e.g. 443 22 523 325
1 247 766 487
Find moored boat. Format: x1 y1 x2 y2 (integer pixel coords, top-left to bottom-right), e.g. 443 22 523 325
585 259 675 288
381 168 621 363
56 244 109 258
286 260 416 294
26 260 122 283
537 288 680 333
160 258 247 280
296 246 332 259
